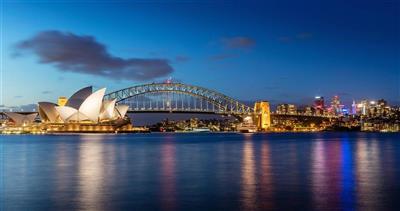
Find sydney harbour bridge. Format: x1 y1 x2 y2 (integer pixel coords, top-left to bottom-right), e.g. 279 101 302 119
103 82 254 116
101 82 332 130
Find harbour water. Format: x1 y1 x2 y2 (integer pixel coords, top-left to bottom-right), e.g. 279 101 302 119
1 132 399 210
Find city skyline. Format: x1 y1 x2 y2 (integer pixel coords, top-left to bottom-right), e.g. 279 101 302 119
1 1 399 110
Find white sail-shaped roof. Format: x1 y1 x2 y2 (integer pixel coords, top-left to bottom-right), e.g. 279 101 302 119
4 112 37 126
66 112 89 122
66 86 93 109
114 104 129 118
99 99 116 120
55 106 78 122
38 102 59 122
78 88 106 122
34 86 127 124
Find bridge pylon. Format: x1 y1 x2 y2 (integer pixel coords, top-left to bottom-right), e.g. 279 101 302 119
253 101 271 131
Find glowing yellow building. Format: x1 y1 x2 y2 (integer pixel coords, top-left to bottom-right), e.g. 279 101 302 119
254 101 271 131
58 96 67 106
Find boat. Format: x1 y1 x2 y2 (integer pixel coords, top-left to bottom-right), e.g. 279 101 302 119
237 123 258 133
192 127 211 132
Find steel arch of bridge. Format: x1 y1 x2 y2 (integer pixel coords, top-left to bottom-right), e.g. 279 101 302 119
104 83 253 115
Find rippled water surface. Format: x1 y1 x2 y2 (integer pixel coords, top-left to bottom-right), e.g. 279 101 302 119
1 133 399 210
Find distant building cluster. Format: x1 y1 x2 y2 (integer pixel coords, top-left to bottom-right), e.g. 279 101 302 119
272 95 400 132
149 118 237 132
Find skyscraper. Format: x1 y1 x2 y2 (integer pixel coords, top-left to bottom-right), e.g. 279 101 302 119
351 100 357 115
331 95 341 115
314 96 325 115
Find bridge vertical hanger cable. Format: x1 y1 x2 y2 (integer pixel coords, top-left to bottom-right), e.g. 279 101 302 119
175 92 177 110
150 95 152 110
181 94 183 110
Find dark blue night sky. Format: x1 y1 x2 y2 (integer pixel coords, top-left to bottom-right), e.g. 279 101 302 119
2 0 399 109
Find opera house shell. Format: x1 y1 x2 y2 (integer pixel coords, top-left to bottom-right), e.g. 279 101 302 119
3 112 37 126
38 86 129 123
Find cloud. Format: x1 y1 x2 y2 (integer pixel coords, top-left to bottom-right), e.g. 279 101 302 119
14 30 173 81
222 36 255 49
208 53 238 61
42 90 52 94
175 55 190 63
14 95 23 98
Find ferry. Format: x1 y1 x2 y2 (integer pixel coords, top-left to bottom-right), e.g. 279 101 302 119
192 127 211 132
237 124 258 133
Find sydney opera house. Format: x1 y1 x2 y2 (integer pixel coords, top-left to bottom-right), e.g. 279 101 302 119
2 86 141 133
38 86 128 124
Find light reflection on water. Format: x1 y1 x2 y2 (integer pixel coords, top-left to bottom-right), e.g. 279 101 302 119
312 140 343 210
160 138 176 211
312 140 327 210
241 135 256 210
356 139 382 210
77 136 108 211
0 133 399 210
259 140 274 209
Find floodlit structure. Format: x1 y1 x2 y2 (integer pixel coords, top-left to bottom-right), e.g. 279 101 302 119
38 86 129 123
254 101 271 130
3 112 37 126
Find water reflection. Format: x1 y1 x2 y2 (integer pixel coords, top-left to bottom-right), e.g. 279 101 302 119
160 140 177 211
1 133 398 210
77 135 112 211
340 138 355 210
259 140 274 209
54 142 76 208
241 135 256 210
312 141 327 209
312 140 343 209
356 140 382 210
326 141 342 208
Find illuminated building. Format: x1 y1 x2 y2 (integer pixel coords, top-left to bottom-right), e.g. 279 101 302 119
377 99 387 107
314 96 325 116
189 118 198 128
38 86 129 123
3 112 37 126
351 100 357 115
361 99 389 117
357 100 368 115
254 101 271 130
330 95 341 115
368 100 377 116
38 102 61 123
276 104 296 115
57 97 67 106
304 106 313 116
375 99 388 116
